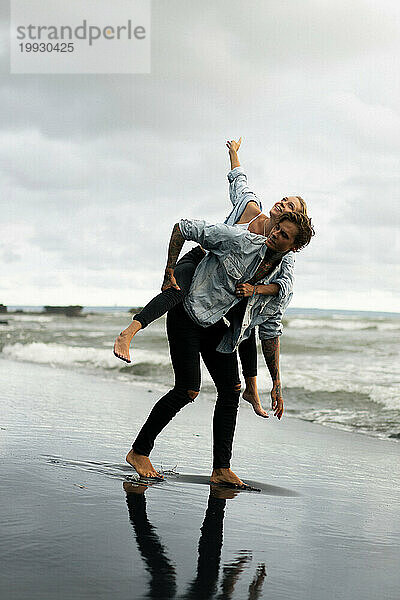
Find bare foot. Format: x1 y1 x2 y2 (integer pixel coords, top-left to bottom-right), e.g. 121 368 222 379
113 320 142 363
126 449 163 479
210 468 244 487
242 390 269 418
114 331 132 363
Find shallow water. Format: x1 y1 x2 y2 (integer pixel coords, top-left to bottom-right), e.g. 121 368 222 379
1 359 400 599
1 306 399 440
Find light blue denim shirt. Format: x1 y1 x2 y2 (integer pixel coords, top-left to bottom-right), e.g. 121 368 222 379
225 166 295 301
179 218 294 353
224 166 264 225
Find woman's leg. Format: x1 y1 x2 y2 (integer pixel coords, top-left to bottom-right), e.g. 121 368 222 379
114 247 205 363
238 330 268 418
127 303 202 477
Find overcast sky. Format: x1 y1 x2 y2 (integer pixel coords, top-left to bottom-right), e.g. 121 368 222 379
1 0 399 311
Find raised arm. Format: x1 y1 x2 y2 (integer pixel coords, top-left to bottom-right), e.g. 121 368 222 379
261 337 283 419
226 138 241 169
161 223 185 291
225 139 262 217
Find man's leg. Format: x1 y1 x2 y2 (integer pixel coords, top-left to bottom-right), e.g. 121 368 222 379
124 485 177 598
200 322 243 486
127 303 202 477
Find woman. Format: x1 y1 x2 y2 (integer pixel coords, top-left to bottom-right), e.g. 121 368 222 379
114 138 307 417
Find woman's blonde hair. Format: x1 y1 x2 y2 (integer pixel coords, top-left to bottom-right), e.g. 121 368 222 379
295 196 308 216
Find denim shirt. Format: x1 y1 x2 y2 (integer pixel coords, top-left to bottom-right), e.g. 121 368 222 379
224 166 295 287
224 166 264 225
179 218 294 353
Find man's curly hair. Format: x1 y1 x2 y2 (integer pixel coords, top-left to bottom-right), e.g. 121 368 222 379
277 211 315 251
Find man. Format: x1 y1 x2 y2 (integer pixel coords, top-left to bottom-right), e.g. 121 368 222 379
127 210 314 487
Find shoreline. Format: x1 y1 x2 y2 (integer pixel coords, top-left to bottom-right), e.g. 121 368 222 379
0 354 398 446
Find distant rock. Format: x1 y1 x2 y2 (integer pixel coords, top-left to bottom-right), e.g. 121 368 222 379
129 307 144 314
43 305 84 317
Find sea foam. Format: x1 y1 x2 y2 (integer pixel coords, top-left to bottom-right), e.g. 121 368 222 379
2 342 170 370
286 318 397 331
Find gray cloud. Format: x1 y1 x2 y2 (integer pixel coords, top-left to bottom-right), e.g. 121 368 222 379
0 0 399 310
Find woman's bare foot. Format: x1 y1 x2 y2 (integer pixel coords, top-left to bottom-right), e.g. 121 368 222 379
113 320 142 363
242 389 269 418
210 468 244 487
242 376 268 418
114 331 132 363
126 449 163 479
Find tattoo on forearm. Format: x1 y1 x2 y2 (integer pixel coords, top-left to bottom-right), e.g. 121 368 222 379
162 270 173 288
249 261 274 284
273 381 282 397
261 337 280 385
166 223 185 268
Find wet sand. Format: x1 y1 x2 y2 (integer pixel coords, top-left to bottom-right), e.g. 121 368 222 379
1 358 399 600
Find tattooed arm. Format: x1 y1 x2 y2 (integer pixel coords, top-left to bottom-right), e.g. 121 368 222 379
161 223 185 291
261 337 284 419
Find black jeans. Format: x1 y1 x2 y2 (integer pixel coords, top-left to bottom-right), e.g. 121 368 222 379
132 302 241 469
133 247 258 378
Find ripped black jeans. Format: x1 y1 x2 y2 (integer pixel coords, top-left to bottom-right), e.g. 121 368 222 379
132 302 241 469
133 246 257 378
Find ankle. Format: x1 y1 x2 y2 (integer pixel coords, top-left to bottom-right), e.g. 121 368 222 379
127 448 139 458
121 320 142 337
244 377 257 391
213 468 228 475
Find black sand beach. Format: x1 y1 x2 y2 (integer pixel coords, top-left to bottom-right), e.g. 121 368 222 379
1 358 399 600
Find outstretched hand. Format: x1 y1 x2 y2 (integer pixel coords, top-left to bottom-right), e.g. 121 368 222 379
226 137 242 153
271 381 284 420
161 268 180 292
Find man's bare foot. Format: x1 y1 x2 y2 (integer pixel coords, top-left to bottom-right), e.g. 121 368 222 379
210 468 244 487
126 449 163 479
113 320 142 363
242 390 269 418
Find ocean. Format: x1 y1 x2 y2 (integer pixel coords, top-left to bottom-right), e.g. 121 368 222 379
1 306 399 442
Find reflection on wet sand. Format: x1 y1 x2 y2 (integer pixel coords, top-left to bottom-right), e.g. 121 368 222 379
123 482 267 599
124 483 177 599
